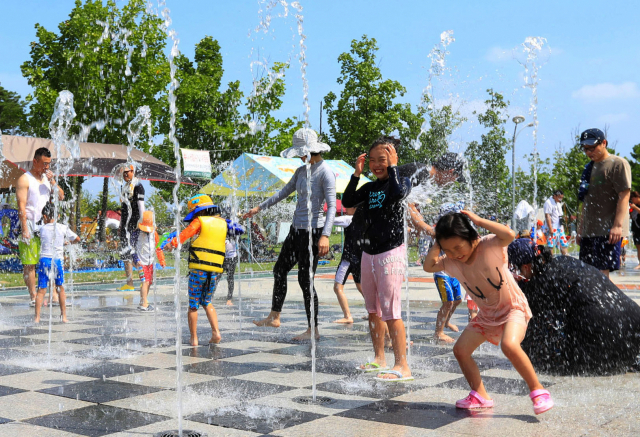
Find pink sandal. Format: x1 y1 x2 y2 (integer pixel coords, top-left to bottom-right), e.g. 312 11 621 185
530 389 554 415
455 390 494 409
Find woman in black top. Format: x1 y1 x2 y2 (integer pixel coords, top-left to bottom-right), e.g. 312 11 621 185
343 136 413 381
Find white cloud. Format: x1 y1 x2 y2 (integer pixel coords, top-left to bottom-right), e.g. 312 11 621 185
597 113 630 124
572 82 640 101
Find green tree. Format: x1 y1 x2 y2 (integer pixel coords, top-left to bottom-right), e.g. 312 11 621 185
549 138 591 219
236 62 303 157
513 154 554 208
465 89 511 219
322 35 424 165
146 190 173 229
21 0 170 240
0 84 26 134
398 96 465 165
627 143 640 193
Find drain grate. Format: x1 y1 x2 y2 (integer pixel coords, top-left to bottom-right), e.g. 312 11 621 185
293 395 335 405
154 431 206 437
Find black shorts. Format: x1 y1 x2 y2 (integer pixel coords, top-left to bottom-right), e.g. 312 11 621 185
579 236 622 272
335 257 361 285
119 227 139 261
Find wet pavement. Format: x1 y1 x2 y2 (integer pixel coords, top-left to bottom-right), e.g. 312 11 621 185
0 271 638 436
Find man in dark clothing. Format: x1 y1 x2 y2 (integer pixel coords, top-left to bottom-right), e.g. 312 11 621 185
118 165 145 291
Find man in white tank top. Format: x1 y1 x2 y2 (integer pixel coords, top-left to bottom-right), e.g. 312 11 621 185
16 148 64 305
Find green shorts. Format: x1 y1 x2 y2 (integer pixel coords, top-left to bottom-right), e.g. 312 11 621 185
19 236 41 265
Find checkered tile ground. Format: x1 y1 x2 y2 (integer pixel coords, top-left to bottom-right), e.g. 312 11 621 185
0 282 639 436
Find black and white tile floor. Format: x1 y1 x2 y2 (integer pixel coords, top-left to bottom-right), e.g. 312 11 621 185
0 293 638 436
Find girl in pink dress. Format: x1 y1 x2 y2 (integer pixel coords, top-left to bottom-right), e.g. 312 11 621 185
423 211 553 415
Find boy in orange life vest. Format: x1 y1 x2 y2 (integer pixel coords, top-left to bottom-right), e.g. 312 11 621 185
165 194 244 346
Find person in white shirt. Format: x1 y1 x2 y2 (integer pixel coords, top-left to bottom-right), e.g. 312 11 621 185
34 203 80 323
543 190 568 255
16 147 64 306
135 211 166 311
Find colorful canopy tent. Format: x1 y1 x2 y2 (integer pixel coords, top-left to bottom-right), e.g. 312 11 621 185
0 135 194 190
200 153 370 197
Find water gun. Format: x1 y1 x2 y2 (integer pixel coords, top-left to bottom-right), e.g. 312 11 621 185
157 231 177 250
226 219 245 236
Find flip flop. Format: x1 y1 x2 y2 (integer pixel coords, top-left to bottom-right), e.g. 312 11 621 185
374 370 414 382
356 362 389 373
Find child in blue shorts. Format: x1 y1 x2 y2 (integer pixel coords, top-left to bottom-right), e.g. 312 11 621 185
433 271 462 343
165 194 244 346
34 203 80 323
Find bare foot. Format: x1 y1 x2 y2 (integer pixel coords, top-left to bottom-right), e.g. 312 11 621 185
253 317 280 328
190 336 199 347
292 328 320 341
61 317 69 323
209 331 221 344
226 300 233 306
434 333 455 344
34 317 40 324
634 265 640 270
384 337 393 349
445 322 459 332
332 317 354 324
378 366 412 380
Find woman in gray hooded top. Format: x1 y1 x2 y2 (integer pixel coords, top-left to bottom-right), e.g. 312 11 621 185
243 128 336 341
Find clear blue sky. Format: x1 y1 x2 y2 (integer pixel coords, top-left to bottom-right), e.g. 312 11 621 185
1 0 639 196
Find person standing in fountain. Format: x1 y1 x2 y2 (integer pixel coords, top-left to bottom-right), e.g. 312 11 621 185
343 136 413 382
243 128 336 341
577 128 631 278
165 194 244 346
423 211 553 414
16 148 65 307
543 189 568 255
117 165 145 291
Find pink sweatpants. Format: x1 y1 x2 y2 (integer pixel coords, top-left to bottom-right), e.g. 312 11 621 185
360 244 406 321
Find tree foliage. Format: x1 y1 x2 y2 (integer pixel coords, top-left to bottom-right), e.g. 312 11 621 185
628 143 640 194
0 84 26 134
322 35 425 166
465 89 511 219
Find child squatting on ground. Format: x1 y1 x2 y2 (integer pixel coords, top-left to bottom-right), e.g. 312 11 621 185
34 202 80 324
165 194 244 346
423 211 554 415
135 210 166 311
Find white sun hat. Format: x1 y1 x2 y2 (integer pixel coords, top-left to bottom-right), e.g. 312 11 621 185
280 128 331 159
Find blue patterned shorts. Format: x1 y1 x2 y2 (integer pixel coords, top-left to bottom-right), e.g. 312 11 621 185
188 269 220 310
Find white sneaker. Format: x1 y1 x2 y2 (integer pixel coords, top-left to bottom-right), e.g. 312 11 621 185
137 305 155 312
29 300 36 307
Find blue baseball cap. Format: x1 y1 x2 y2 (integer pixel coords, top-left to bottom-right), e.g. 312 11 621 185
580 128 606 146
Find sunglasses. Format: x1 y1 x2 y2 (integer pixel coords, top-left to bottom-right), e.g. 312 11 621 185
582 144 599 153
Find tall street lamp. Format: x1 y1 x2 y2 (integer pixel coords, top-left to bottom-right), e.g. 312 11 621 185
511 115 534 229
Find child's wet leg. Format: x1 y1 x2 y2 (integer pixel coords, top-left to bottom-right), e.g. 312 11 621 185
501 322 544 392
435 301 456 343
332 282 353 323
205 303 221 344
58 286 67 323
34 287 46 323
363 313 387 369
445 300 461 332
453 329 491 399
380 318 411 379
188 308 199 346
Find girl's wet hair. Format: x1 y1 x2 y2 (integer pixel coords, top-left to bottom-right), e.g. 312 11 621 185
435 212 479 244
41 202 55 220
369 135 400 153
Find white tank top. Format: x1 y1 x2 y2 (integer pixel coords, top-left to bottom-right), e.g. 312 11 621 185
25 171 51 224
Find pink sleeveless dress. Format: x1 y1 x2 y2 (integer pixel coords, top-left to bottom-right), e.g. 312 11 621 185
442 235 532 345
